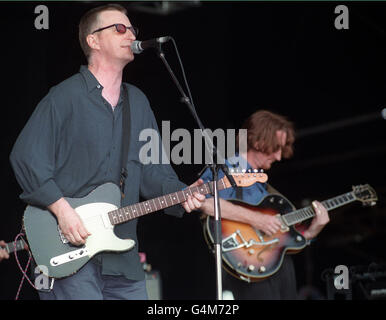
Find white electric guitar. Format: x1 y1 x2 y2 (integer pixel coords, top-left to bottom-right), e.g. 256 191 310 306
23 171 267 279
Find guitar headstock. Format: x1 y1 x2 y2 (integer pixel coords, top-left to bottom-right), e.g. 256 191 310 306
352 184 378 206
223 168 268 188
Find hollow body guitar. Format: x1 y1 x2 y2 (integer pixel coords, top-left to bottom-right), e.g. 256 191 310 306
204 184 377 282
23 171 267 279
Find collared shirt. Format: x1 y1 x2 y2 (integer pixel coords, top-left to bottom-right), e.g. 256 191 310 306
10 65 186 280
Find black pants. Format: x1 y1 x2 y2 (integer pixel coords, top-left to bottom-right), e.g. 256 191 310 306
223 256 297 300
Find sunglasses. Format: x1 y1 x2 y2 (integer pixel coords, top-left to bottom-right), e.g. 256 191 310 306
91 23 139 37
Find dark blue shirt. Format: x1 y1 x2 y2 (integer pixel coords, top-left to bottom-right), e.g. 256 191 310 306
10 66 186 280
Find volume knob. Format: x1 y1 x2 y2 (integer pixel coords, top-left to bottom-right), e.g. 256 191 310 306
247 265 255 271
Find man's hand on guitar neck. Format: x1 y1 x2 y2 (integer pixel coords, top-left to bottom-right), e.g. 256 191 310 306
0 240 10 262
48 198 91 246
302 200 330 240
182 179 206 213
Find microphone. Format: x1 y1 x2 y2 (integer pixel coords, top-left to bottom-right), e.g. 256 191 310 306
131 36 171 54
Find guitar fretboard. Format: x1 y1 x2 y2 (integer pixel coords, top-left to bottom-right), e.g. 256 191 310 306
4 239 25 254
108 180 225 226
282 192 356 226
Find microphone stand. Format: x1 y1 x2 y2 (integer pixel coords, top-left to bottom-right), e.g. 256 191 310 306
154 44 236 300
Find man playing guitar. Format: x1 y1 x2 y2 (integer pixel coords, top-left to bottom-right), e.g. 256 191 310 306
199 110 330 299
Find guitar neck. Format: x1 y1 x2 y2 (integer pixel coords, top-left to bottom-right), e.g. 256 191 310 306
108 178 226 226
3 239 25 254
282 191 357 226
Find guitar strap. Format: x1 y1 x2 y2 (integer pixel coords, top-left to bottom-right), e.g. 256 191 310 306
228 163 243 200
120 86 131 199
235 184 243 200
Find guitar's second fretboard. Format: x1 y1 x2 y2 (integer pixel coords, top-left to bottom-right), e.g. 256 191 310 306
283 192 355 226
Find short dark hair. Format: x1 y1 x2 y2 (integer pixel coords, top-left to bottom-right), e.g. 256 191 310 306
237 110 295 158
78 4 127 60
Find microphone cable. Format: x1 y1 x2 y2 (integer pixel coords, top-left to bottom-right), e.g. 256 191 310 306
168 37 197 111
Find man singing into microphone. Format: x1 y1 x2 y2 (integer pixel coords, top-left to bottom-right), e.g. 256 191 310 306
10 3 205 300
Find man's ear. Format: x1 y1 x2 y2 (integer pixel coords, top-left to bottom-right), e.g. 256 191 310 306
86 34 99 51
253 140 259 150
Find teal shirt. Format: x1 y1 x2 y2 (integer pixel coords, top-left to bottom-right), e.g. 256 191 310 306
10 66 186 280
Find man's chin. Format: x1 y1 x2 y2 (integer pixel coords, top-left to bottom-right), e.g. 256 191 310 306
262 163 272 170
126 53 134 62
119 54 134 67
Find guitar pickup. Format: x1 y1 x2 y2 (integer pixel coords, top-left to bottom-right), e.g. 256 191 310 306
276 214 289 232
57 226 69 244
50 248 90 267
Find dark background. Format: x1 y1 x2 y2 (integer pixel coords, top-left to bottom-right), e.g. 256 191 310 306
0 1 385 300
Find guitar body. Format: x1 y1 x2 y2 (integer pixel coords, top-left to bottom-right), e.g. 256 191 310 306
23 183 135 279
204 194 307 282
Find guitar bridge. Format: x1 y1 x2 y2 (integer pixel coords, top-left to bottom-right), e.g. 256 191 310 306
222 230 245 252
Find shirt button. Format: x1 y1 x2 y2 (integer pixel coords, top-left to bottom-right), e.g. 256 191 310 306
97 85 101 89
